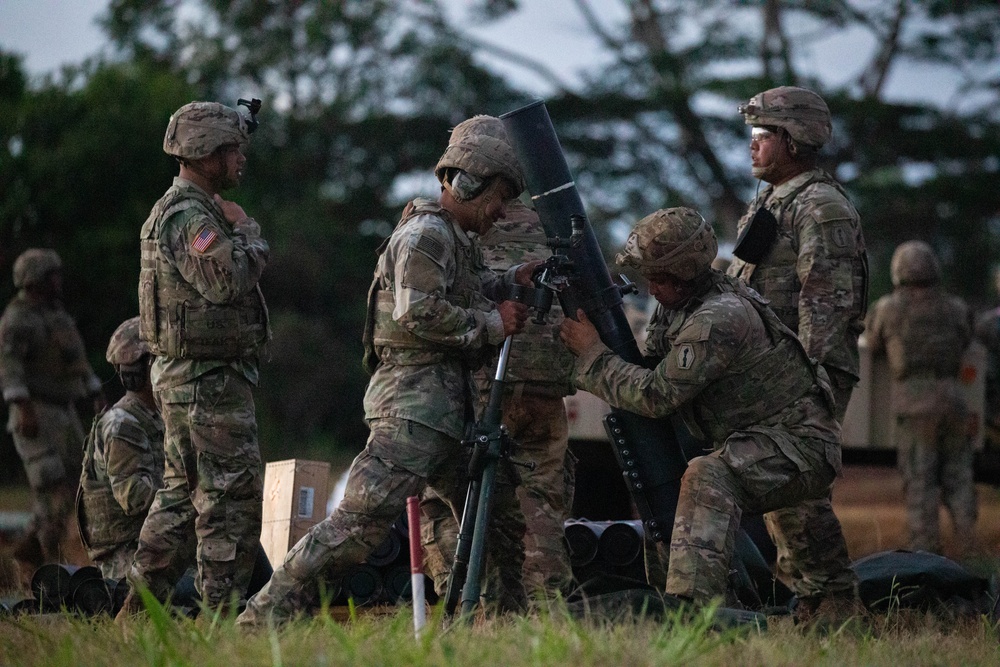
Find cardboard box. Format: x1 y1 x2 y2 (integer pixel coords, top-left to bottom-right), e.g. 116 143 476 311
260 459 331 568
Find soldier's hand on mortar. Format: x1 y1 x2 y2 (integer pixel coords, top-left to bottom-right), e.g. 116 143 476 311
214 194 250 226
560 309 600 356
514 259 545 286
497 300 529 337
12 400 39 439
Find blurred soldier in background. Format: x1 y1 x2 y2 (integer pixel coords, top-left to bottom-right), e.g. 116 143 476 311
866 241 976 556
0 248 105 569
238 115 534 625
561 208 856 622
420 116 577 598
77 317 173 580
727 86 865 618
119 100 270 616
974 269 1000 439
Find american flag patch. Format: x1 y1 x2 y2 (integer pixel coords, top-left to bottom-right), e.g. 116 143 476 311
191 226 218 252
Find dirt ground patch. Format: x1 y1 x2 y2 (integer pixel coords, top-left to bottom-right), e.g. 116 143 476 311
833 464 1000 564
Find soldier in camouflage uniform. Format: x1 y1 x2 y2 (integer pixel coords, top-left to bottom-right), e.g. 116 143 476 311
866 241 977 555
974 270 1000 435
0 249 105 567
119 101 270 615
237 116 534 625
726 86 864 613
77 317 173 580
561 207 850 608
420 119 576 598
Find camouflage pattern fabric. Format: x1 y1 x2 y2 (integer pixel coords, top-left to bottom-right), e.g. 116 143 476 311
78 394 164 580
894 414 977 554
866 283 976 554
727 166 865 601
422 394 576 596
238 200 527 624
974 307 1000 427
574 270 851 603
727 168 867 389
363 200 509 441
420 200 576 596
129 367 262 607
738 86 832 148
0 290 100 562
130 176 268 609
163 102 250 160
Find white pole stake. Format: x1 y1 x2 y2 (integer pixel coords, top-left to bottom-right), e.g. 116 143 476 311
406 495 426 637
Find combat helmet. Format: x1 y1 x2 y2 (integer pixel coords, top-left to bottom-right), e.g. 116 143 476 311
739 86 832 149
616 207 718 281
435 115 525 199
891 240 941 287
12 248 62 289
163 101 250 161
106 316 149 367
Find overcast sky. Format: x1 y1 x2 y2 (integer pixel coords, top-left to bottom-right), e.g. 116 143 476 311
0 0 969 108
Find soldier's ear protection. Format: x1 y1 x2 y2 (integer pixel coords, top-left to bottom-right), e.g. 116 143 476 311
237 98 262 134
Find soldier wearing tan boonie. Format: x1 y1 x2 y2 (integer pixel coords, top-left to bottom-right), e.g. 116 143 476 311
561 207 850 610
726 86 865 617
118 100 270 617
866 241 977 555
237 115 536 626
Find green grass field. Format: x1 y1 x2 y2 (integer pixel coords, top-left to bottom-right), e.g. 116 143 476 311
1 598 999 667
2 465 999 666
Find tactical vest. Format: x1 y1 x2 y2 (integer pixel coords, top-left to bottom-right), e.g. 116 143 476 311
139 184 268 359
474 219 575 396
3 299 91 403
882 288 967 381
646 273 824 443
363 199 492 371
76 397 163 560
739 172 867 335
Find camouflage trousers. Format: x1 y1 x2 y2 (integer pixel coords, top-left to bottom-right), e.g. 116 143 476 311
8 401 84 562
762 372 858 601
129 368 262 609
238 417 526 625
895 412 977 555
421 393 575 597
665 429 846 603
96 542 139 581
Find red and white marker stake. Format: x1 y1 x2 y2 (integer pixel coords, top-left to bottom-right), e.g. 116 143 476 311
406 495 426 636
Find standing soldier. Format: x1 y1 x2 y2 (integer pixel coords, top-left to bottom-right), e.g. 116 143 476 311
238 116 534 625
727 86 866 617
561 208 856 621
78 317 173 580
420 116 576 598
866 241 977 555
0 248 105 568
119 100 270 616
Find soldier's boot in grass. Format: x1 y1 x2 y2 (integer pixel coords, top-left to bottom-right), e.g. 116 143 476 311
795 592 869 633
114 588 147 624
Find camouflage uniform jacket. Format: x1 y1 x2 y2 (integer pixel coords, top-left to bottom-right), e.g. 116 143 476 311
77 394 165 559
139 177 269 391
575 271 841 469
363 198 513 440
866 285 971 416
473 200 575 398
728 168 867 379
0 292 101 403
